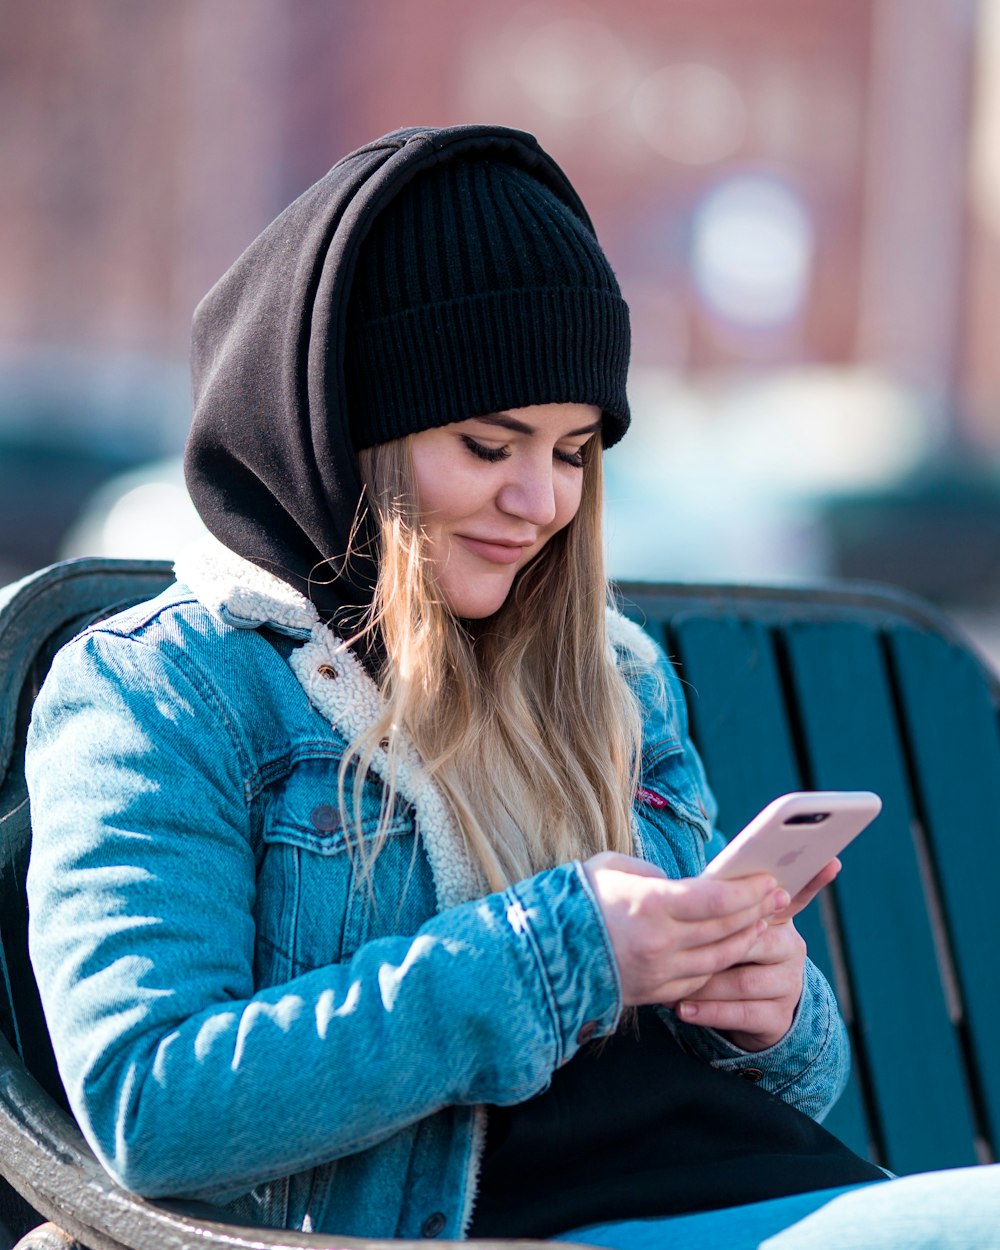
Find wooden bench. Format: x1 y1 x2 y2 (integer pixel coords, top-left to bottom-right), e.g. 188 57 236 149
2 558 997 1250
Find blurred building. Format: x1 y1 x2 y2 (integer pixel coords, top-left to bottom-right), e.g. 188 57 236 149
3 0 998 600
6 0 970 373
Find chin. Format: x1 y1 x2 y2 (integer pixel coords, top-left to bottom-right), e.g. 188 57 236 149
451 596 513 621
443 579 517 621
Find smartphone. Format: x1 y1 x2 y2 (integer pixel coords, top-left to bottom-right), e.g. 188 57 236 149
702 790 882 897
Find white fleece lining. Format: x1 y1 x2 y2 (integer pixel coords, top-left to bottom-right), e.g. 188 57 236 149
287 622 482 909
175 535 480 910
175 535 318 636
459 1106 489 1238
606 604 660 667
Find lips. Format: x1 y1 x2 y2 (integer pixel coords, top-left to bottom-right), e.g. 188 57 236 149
456 535 533 565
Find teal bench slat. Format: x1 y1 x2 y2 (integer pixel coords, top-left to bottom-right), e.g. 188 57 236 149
783 621 979 1174
664 616 801 819
664 613 870 1159
888 625 1000 1156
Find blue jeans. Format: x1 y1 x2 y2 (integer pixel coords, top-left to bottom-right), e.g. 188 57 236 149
553 1164 1000 1249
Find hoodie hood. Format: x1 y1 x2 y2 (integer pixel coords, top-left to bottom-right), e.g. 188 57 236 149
184 124 624 621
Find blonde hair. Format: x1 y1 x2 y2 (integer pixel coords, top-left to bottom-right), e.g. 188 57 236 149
342 434 643 894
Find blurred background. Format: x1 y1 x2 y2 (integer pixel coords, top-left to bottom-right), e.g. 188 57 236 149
5 0 1000 661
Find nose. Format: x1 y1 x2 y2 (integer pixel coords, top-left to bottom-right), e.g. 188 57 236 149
496 457 557 527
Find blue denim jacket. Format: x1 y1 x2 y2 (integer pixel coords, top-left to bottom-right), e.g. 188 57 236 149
25 543 849 1239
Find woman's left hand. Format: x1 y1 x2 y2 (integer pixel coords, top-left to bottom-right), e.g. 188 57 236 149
672 859 841 1051
673 918 807 1050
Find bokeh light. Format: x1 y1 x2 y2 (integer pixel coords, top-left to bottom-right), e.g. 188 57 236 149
691 174 814 327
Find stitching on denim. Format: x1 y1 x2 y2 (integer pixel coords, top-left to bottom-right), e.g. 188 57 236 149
573 859 623 1025
245 739 356 798
505 880 565 1069
76 589 198 641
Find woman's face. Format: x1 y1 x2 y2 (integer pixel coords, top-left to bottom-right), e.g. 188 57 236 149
409 402 601 619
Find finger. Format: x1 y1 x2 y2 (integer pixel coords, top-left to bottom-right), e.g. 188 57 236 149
681 961 799 1003
665 886 790 952
776 858 841 922
661 916 771 985
675 996 786 1036
725 921 805 966
664 874 785 924
641 924 769 1005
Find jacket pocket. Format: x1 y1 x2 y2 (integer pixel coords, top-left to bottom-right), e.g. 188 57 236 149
254 755 434 978
638 741 712 840
265 755 412 854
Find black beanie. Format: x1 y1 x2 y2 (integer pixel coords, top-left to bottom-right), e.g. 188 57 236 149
345 158 631 450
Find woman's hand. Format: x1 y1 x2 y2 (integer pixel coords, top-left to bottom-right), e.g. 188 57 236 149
674 918 808 1050
674 859 841 1051
582 852 790 1009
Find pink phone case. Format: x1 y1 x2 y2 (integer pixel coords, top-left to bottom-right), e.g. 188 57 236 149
702 790 882 897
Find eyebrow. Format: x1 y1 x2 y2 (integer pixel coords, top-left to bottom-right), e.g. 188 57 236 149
476 412 603 438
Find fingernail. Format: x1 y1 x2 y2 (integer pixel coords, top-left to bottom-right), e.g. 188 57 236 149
773 889 791 910
679 1003 697 1019
756 918 768 935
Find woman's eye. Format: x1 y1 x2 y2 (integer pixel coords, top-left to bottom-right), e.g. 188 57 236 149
461 436 509 463
555 447 587 469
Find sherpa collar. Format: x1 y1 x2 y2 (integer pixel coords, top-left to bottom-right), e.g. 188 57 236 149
175 535 481 909
173 535 657 909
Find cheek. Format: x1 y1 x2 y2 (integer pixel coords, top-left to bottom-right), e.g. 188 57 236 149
553 474 585 532
411 456 458 530
418 475 481 532
410 441 486 528
410 442 446 519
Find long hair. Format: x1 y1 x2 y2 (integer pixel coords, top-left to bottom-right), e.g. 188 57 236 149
341 434 643 894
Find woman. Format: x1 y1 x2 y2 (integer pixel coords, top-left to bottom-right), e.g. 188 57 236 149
25 125 997 1248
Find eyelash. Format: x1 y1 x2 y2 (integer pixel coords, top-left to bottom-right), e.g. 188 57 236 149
461 436 586 469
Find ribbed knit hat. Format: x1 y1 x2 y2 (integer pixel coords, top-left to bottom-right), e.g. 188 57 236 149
345 158 631 450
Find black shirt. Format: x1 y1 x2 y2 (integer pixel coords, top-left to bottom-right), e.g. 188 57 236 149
469 1009 885 1238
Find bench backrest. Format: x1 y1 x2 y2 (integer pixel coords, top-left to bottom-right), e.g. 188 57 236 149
0 560 177 1112
1 560 998 1249
619 579 1000 1175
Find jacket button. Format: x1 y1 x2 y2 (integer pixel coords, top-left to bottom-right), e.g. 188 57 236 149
317 664 338 680
311 804 338 832
737 1067 764 1083
421 1212 446 1238
576 1020 598 1045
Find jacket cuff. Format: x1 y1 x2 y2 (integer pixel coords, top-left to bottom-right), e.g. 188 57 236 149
660 959 849 1121
507 861 622 1066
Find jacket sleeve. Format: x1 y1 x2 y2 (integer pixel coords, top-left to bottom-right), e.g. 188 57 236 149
628 633 851 1122
25 630 621 1200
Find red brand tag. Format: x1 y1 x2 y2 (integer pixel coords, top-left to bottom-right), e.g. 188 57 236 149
636 786 669 810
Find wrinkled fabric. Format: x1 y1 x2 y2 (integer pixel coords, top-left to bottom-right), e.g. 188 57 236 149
26 570 849 1239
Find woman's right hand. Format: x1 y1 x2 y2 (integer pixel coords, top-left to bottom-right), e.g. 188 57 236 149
582 852 790 1008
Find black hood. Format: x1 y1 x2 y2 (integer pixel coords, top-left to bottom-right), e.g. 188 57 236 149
184 125 611 622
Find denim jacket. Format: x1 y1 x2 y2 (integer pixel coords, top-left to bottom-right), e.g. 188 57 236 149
25 540 849 1239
